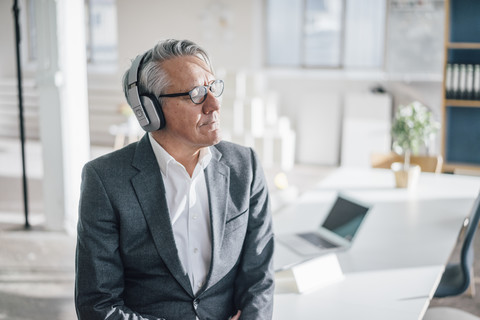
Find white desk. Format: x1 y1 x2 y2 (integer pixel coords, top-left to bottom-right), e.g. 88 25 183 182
273 167 480 320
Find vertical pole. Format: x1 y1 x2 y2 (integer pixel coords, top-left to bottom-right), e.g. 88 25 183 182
12 0 30 229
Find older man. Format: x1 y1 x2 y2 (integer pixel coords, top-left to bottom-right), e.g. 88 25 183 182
75 39 275 320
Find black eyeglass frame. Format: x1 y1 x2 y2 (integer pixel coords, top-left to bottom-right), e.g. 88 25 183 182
158 79 224 105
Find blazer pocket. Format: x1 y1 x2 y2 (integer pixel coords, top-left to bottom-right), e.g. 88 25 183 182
224 208 248 236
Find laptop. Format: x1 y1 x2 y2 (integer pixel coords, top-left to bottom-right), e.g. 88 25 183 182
277 194 371 258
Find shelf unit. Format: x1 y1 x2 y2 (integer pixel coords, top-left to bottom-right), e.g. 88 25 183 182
441 0 480 173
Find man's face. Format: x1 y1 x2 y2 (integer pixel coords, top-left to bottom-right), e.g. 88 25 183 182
159 55 222 150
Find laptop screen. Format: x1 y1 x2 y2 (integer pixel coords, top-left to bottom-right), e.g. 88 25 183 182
321 196 370 241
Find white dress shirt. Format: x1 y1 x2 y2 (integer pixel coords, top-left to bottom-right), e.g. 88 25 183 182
149 134 212 295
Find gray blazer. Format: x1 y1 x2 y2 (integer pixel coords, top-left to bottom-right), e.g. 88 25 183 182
75 134 275 320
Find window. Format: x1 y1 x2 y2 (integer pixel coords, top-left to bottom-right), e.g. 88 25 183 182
303 0 343 67
85 0 118 66
25 0 38 63
266 0 386 69
23 0 118 67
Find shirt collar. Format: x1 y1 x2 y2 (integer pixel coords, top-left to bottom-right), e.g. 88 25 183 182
148 133 212 177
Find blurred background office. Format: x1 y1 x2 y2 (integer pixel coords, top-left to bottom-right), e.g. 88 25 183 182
2 0 479 319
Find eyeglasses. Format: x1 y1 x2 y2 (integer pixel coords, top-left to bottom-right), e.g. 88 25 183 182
158 79 224 105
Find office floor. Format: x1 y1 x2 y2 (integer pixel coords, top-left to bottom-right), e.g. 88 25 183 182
0 138 479 319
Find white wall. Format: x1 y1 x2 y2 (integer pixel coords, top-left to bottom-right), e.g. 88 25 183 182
116 0 262 79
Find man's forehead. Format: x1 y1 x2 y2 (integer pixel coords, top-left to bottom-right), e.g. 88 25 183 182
163 55 213 74
162 56 214 90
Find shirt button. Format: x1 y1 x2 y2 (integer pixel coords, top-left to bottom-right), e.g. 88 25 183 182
192 215 198 220
193 248 199 254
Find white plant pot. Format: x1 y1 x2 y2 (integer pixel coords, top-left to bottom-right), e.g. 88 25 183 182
391 162 421 188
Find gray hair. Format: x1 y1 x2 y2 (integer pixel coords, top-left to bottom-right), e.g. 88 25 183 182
122 39 213 104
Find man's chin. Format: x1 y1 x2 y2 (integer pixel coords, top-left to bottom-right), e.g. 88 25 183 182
210 131 222 146
198 129 222 147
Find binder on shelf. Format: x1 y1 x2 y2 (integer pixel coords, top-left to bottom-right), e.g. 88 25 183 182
451 63 460 100
445 63 453 99
466 64 474 100
459 64 467 100
474 64 480 101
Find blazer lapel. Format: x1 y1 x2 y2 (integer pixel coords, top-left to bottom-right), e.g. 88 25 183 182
203 147 230 291
130 134 193 297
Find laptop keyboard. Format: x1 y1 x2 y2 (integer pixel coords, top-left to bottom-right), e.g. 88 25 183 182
298 233 338 249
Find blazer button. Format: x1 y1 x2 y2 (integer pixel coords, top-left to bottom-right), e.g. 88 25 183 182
193 298 200 309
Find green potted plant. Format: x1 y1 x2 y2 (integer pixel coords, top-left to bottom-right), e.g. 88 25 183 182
390 101 440 188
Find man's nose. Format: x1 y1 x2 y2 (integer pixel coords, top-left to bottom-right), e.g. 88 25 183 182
202 91 221 113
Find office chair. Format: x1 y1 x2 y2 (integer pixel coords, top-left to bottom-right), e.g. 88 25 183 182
370 152 443 173
433 192 480 298
423 307 480 320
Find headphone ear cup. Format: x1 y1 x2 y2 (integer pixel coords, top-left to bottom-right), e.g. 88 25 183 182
140 94 165 131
